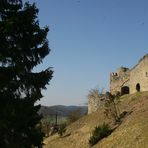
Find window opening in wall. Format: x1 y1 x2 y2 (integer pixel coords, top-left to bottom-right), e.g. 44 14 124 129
121 86 129 95
136 83 140 92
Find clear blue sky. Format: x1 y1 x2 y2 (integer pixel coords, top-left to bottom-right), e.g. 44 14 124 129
28 0 148 106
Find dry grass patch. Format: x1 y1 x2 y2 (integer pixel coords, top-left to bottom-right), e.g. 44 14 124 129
44 92 148 148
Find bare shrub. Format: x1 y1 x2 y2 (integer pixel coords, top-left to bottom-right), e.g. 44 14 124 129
104 92 121 122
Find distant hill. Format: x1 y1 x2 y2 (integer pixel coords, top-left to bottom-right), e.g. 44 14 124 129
39 105 88 117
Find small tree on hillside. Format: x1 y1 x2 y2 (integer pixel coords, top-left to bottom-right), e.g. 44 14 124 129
104 92 121 122
0 0 53 147
58 123 67 137
88 87 104 99
89 123 111 146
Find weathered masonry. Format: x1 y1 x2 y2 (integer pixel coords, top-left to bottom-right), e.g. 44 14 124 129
88 54 148 114
110 54 148 95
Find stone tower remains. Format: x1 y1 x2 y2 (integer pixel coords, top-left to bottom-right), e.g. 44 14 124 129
88 54 148 114
110 54 148 95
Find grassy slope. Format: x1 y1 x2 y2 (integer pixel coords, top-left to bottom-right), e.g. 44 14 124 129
44 92 148 148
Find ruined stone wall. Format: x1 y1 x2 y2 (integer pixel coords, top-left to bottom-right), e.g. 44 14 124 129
110 67 130 94
88 54 148 114
130 55 148 93
88 95 105 114
110 54 148 95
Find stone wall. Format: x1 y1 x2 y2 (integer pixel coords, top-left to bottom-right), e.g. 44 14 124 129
130 55 148 93
88 95 105 114
88 54 148 114
110 54 148 95
110 67 130 94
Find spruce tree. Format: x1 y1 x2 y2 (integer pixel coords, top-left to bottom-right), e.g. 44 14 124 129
0 0 53 147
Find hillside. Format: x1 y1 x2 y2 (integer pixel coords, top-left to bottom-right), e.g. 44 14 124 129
43 92 148 148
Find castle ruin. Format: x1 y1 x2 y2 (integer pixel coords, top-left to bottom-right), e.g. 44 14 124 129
110 54 148 95
88 54 148 114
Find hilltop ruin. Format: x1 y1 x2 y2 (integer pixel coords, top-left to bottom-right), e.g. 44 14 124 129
88 54 148 114
110 54 148 95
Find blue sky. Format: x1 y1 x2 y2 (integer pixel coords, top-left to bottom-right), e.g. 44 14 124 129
28 0 148 106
